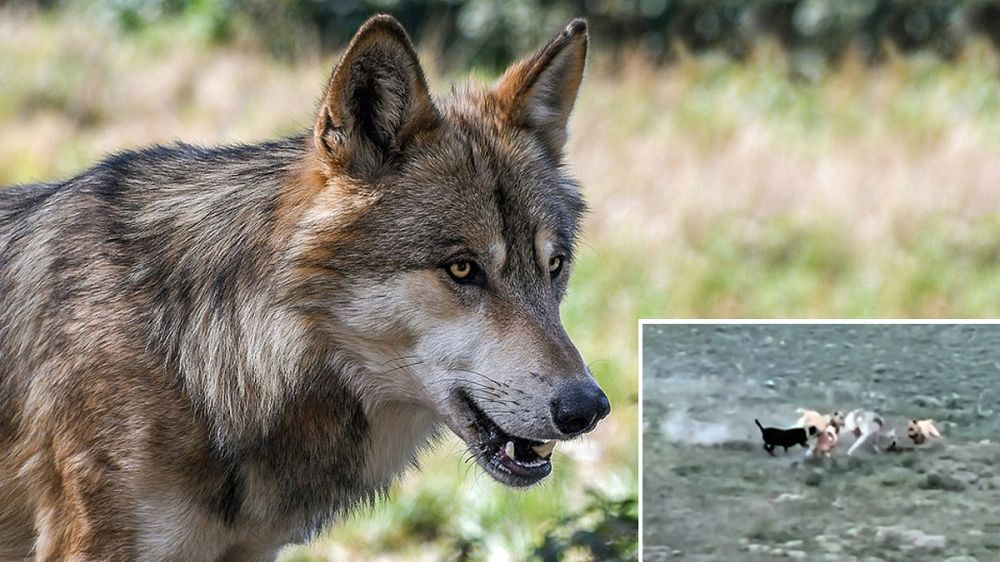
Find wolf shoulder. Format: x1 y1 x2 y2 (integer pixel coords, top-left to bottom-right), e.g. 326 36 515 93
0 137 303 222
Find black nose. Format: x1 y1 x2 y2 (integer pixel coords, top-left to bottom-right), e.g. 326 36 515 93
551 382 611 436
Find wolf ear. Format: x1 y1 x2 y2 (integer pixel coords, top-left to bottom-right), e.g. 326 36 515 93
314 15 440 177
494 18 588 158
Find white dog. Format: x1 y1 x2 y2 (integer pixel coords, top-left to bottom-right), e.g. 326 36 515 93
844 409 897 455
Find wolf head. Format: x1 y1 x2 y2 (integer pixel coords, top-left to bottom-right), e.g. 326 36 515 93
288 15 608 487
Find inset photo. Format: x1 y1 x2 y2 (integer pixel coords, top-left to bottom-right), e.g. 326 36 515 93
642 322 1000 562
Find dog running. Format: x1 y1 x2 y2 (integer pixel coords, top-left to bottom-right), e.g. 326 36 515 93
756 407 946 459
755 419 818 455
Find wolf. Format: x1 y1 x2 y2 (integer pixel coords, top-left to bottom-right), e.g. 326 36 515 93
0 14 609 560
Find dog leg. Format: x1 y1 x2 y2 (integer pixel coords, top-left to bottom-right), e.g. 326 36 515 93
847 431 876 456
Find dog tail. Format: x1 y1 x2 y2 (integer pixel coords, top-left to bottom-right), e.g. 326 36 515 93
755 419 764 432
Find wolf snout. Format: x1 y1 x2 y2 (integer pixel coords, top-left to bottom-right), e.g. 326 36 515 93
551 381 611 437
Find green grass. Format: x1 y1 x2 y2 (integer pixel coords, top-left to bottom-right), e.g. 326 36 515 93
574 216 1000 320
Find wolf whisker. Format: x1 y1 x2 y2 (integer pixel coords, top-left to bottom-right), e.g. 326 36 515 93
435 377 500 388
375 360 425 376
448 368 508 388
378 355 421 367
587 358 610 370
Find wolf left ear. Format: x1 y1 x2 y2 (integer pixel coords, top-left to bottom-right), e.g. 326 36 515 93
494 19 588 159
314 15 440 177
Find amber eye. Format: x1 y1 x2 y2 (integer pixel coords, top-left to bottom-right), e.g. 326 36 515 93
548 256 564 277
448 261 473 280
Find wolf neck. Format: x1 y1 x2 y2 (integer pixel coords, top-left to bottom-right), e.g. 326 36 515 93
145 136 324 447
362 399 439 487
150 136 436 492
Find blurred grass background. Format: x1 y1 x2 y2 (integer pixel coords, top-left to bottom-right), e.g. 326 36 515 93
3 0 1000 559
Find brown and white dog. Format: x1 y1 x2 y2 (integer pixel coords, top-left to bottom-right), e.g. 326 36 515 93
808 425 839 458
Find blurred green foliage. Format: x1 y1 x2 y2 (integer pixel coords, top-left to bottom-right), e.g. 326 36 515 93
20 0 1000 71
532 490 638 561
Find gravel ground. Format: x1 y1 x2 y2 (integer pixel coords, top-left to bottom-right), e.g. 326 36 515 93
643 324 1000 562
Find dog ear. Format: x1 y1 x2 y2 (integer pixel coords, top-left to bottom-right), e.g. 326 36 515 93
314 15 440 178
493 19 588 159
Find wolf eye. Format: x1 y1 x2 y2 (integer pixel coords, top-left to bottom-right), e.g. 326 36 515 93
449 261 472 279
445 259 483 285
548 256 564 278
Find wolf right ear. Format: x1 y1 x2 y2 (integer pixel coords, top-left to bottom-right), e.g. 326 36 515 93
313 15 440 178
494 19 588 160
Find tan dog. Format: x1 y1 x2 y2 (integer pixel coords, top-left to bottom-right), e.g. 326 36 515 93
795 408 845 432
907 419 942 444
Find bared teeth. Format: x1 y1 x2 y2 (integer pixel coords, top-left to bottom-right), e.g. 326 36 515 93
532 440 555 459
504 441 515 459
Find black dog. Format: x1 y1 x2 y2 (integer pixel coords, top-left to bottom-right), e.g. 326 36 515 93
755 419 817 455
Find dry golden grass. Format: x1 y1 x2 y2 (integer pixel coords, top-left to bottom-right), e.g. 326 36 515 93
569 46 1000 317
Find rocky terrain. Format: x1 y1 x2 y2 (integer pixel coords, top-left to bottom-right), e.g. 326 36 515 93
643 324 1000 561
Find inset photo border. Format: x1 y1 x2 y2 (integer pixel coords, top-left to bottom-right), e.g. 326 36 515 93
639 320 1000 562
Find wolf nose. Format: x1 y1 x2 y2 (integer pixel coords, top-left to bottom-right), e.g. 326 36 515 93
551 382 611 436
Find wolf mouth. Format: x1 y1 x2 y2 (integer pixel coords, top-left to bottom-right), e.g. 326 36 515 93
453 389 555 487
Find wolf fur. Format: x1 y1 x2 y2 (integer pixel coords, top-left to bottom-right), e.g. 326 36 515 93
0 15 609 560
